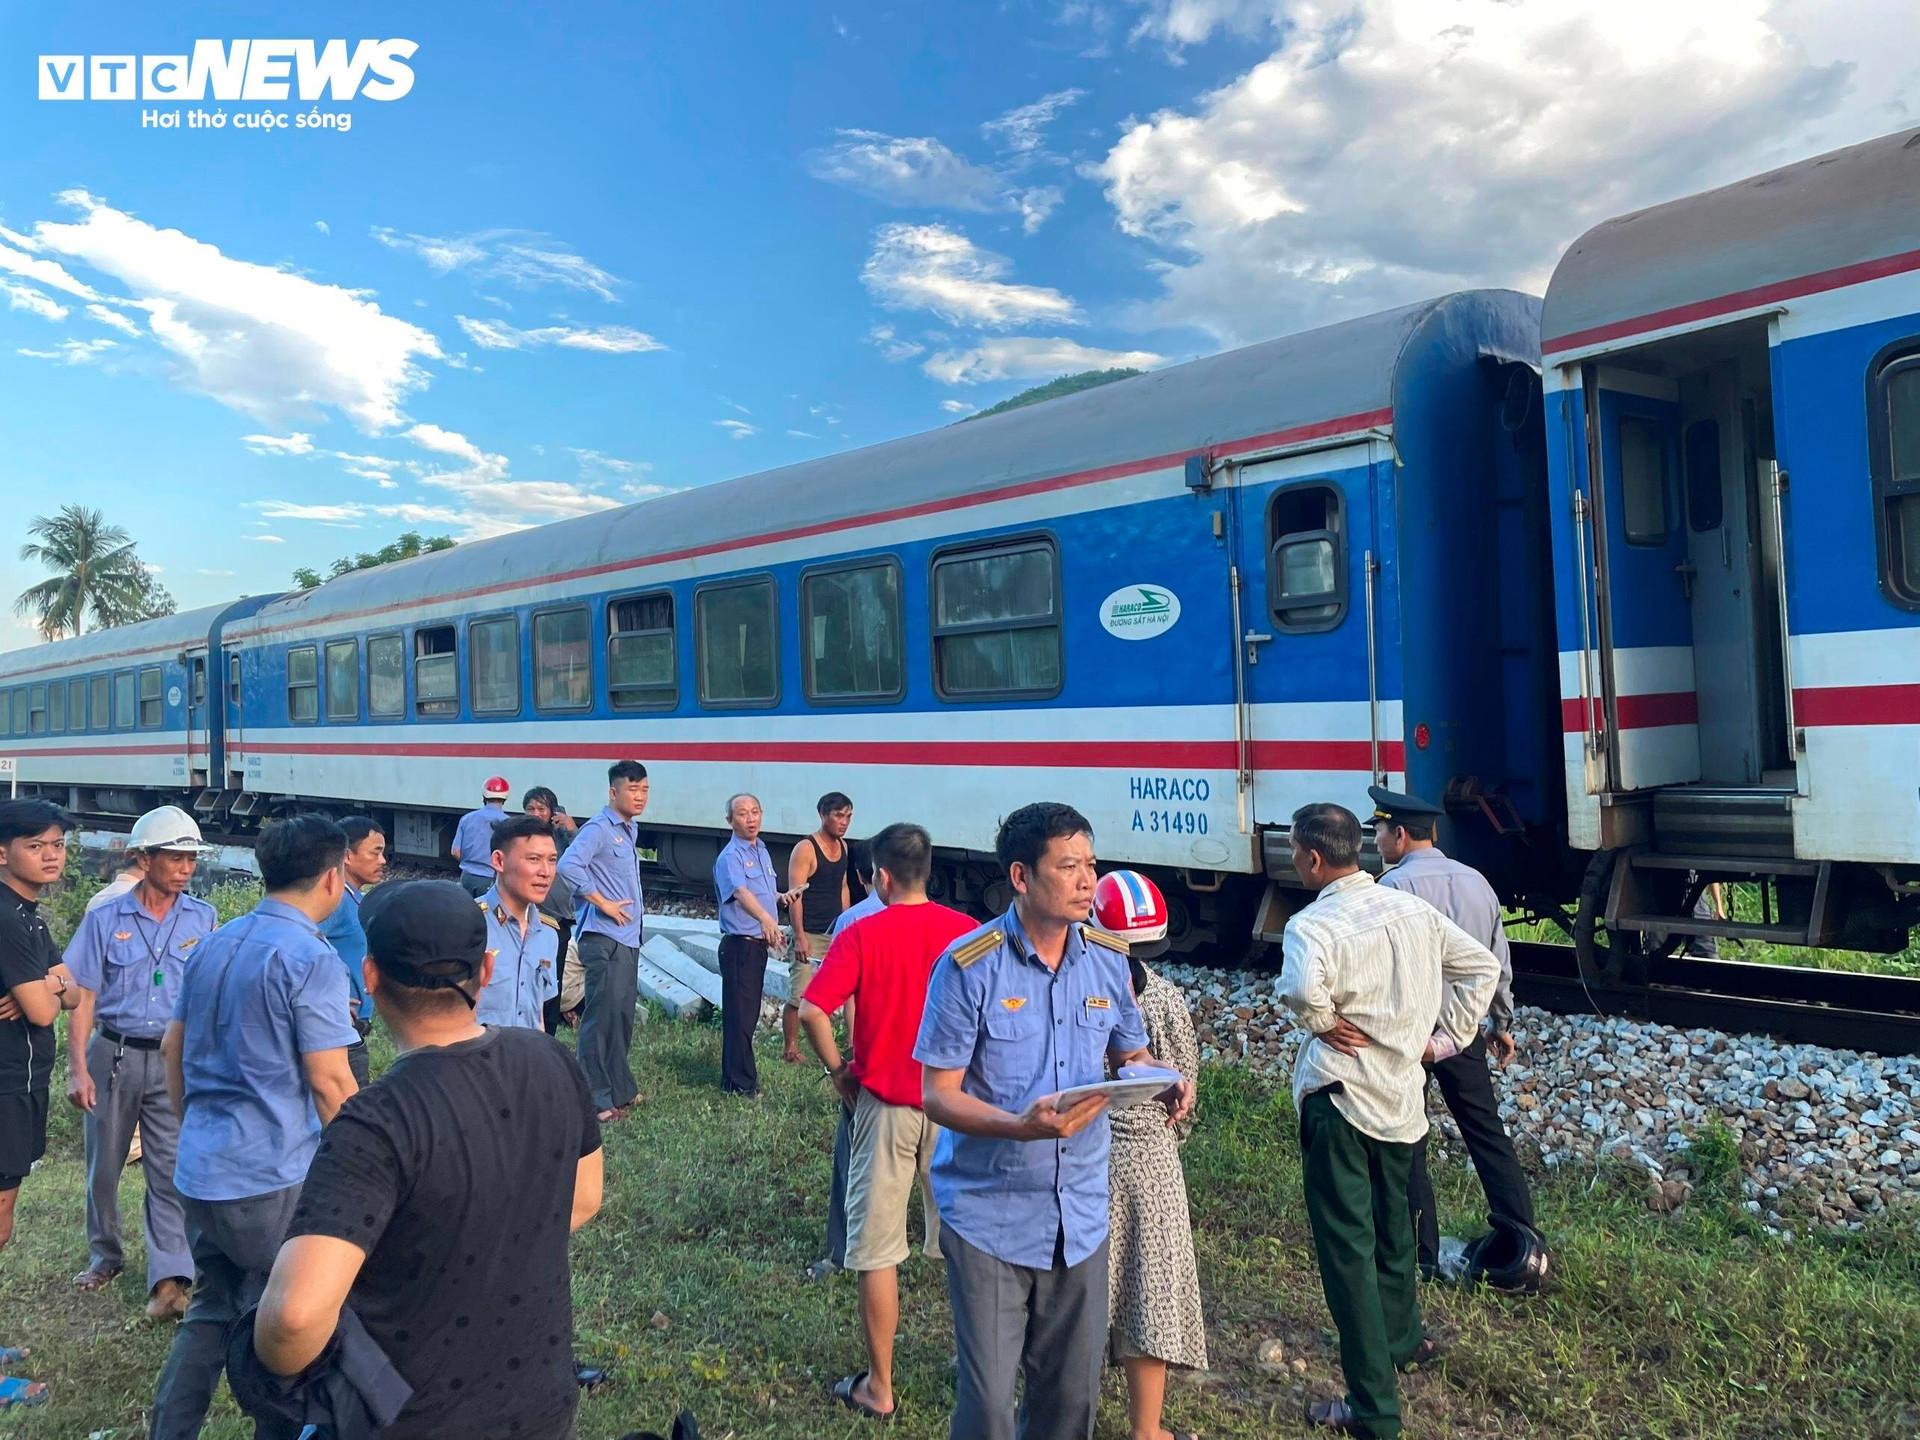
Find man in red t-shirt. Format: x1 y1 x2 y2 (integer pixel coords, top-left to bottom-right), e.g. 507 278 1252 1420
800 821 975 1423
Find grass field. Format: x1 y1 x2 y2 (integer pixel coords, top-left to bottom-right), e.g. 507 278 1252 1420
4 1008 1920 1439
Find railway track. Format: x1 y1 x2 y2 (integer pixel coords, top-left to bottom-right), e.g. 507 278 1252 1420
1509 941 1920 1055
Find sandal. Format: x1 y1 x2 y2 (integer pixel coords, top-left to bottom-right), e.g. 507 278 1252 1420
73 1264 121 1292
0 1375 48 1408
831 1371 896 1422
802 1258 840 1281
0 1345 27 1366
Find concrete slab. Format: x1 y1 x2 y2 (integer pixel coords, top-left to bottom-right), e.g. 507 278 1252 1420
670 930 723 976
764 957 794 1004
635 955 706 1021
641 935 723 1008
643 913 721 940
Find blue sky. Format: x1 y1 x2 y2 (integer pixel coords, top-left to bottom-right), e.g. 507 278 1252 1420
0 0 1913 637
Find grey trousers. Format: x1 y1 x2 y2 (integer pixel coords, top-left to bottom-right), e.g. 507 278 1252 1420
943 1225 1108 1440
82 1033 192 1292
825 1099 853 1268
150 1184 306 1440
577 931 640 1112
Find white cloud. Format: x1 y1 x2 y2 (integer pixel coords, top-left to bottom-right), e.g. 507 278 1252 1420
868 324 925 362
787 429 818 438
982 88 1087 153
1016 187 1065 235
197 568 236 577
18 338 115 365
621 480 681 501
400 423 623 536
940 399 975 414
243 432 315 456
804 131 1006 210
455 315 663 354
571 448 651 477
314 220 330 236
922 336 1163 384
372 228 621 300
252 500 365 523
715 419 758 440
1 279 67 322
1096 0 1864 343
29 191 441 431
0 237 98 299
85 302 140 335
247 534 285 544
863 223 1077 328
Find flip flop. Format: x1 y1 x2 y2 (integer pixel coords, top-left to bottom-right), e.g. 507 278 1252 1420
832 1371 896 1423
0 1345 27 1366
0 1375 48 1408
72 1264 121 1292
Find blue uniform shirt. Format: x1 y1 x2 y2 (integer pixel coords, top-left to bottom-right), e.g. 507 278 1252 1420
714 835 777 936
555 806 645 948
475 886 560 1030
452 803 508 879
63 888 218 1040
912 906 1149 1269
171 897 359 1202
316 883 373 1023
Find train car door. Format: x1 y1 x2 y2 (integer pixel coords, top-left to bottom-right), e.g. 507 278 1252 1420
222 648 246 789
183 646 210 787
1232 440 1390 830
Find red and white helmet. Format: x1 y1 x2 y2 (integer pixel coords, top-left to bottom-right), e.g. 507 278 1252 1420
482 775 511 798
1092 870 1169 956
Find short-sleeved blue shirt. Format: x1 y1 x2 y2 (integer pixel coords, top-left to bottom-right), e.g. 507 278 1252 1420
475 887 560 1031
713 836 778 937
555 807 645 948
63 888 218 1040
171 897 360 1202
912 905 1149 1269
316 883 373 1023
452 804 508 879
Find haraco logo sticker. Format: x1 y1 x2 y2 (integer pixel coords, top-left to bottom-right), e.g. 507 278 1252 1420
1098 584 1180 640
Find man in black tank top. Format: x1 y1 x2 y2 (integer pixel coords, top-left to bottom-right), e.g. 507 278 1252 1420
784 792 854 1064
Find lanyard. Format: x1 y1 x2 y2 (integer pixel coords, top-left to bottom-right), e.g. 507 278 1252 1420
133 897 186 989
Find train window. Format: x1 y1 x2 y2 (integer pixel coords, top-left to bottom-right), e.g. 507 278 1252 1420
469 617 521 716
1267 484 1347 632
1619 416 1670 545
69 679 85 733
1683 420 1723 532
608 592 676 711
803 560 904 703
8 689 23 736
190 659 206 709
48 680 65 734
138 668 162 728
28 686 46 735
325 640 359 722
932 539 1061 699
534 608 592 712
367 634 404 718
286 647 319 724
113 672 136 730
1871 346 1920 605
91 675 109 732
414 627 458 718
695 578 778 708
228 654 242 707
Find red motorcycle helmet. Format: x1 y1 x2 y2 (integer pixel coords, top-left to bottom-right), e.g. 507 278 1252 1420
1092 869 1170 959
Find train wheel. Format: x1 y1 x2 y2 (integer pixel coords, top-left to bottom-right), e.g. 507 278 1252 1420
1573 849 1688 987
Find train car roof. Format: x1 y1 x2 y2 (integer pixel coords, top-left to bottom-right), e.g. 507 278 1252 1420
0 598 273 680
1542 125 1920 357
234 289 1540 637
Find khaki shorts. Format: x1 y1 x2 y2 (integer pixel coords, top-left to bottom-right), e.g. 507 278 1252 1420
787 934 832 1006
844 1087 943 1272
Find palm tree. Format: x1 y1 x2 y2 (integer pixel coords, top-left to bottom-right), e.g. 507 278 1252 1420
13 505 153 638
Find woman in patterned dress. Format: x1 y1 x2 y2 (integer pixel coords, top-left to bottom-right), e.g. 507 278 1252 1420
1098 870 1208 1440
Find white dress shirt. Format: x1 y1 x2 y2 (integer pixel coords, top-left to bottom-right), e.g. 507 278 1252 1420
1278 870 1500 1144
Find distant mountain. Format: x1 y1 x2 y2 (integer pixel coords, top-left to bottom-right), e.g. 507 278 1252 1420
959 368 1143 423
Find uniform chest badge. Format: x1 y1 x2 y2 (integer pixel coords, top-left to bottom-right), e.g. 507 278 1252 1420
1086 996 1112 1010
178 938 199 953
485 948 499 965
113 931 133 942
1002 996 1027 1011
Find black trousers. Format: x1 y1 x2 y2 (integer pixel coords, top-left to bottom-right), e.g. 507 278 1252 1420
718 934 768 1095
1405 1033 1537 1270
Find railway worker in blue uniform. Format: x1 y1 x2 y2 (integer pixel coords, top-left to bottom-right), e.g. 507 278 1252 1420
1369 787 1542 1285
476 815 562 1031
317 815 387 1088
713 793 800 1097
914 801 1193 1440
555 759 649 1122
451 776 512 897
62 805 217 1320
150 814 359 1440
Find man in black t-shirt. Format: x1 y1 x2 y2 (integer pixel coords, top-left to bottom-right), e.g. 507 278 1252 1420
252 880 604 1440
0 800 82 1407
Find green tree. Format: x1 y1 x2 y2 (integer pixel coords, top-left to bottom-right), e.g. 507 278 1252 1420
13 504 165 638
293 530 455 590
958 368 1143 423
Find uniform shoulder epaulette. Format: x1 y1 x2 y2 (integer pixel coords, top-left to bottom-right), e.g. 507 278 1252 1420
949 929 1002 970
476 897 488 909
1081 924 1130 955
536 912 560 929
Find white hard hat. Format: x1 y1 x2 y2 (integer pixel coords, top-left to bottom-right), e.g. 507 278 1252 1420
129 805 208 854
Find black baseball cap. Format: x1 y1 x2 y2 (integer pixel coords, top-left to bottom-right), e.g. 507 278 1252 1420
361 880 487 994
